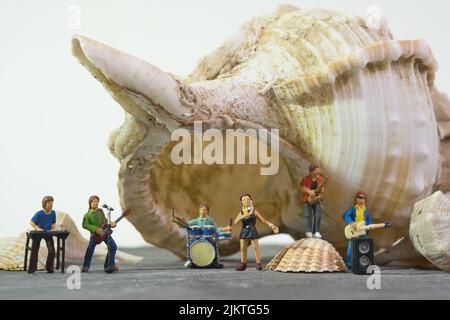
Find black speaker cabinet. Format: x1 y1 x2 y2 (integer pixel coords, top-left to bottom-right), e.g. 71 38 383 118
351 237 374 275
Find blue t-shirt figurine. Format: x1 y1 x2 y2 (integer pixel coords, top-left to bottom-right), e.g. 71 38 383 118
31 209 56 231
28 195 57 273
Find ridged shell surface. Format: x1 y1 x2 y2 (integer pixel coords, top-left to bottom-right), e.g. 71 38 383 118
410 192 450 271
266 238 347 272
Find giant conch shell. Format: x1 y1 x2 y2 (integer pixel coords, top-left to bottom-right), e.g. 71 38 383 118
71 5 450 266
0 211 142 271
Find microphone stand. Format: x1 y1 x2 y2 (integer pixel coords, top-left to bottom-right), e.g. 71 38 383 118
103 205 114 273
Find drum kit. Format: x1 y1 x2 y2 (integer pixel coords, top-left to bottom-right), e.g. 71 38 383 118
172 210 232 268
187 225 231 267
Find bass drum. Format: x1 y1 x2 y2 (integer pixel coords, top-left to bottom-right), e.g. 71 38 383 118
189 239 216 267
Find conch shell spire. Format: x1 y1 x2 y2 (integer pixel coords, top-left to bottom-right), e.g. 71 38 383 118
72 35 198 131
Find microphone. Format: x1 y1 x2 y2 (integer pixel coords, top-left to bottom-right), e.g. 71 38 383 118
102 204 114 211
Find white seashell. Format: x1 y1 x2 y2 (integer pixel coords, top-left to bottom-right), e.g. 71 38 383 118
71 5 450 264
409 192 450 271
266 238 347 272
0 211 142 271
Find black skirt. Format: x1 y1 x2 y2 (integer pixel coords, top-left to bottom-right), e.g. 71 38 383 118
239 225 258 239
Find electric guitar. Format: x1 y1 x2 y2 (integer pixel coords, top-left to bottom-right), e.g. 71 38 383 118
345 221 392 239
92 209 131 244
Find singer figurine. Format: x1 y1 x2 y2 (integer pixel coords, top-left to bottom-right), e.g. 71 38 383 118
234 193 279 271
81 195 118 273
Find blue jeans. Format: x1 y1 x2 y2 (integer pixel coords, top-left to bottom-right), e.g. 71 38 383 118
83 236 117 268
346 240 352 268
304 203 321 233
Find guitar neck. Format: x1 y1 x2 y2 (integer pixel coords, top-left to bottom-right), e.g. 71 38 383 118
361 223 387 232
114 213 127 224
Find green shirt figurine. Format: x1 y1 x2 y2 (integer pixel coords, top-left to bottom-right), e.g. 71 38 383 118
81 195 118 274
82 208 106 233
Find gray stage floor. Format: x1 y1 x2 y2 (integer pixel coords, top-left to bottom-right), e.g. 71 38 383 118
1 245 449 300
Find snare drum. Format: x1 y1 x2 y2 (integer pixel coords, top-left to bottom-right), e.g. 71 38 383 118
202 225 217 239
189 239 216 267
187 226 202 239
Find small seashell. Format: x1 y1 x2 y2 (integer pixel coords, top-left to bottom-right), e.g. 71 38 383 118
266 238 347 272
409 191 450 272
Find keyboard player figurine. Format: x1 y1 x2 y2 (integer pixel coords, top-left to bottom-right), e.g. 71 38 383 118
28 195 57 273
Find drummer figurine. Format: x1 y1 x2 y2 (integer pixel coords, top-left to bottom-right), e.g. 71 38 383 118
173 203 232 269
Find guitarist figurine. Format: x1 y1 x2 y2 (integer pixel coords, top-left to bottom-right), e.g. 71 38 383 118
82 195 120 273
342 191 392 269
342 191 372 269
300 164 325 239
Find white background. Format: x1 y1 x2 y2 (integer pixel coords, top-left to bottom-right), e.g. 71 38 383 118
1 0 449 247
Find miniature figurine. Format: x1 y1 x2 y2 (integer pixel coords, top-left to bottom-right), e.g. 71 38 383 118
342 191 392 269
81 195 119 273
342 191 372 269
234 193 279 271
300 164 326 239
28 196 57 273
173 204 232 269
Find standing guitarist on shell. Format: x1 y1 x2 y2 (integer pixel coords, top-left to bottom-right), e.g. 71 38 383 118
300 164 325 239
82 195 118 273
